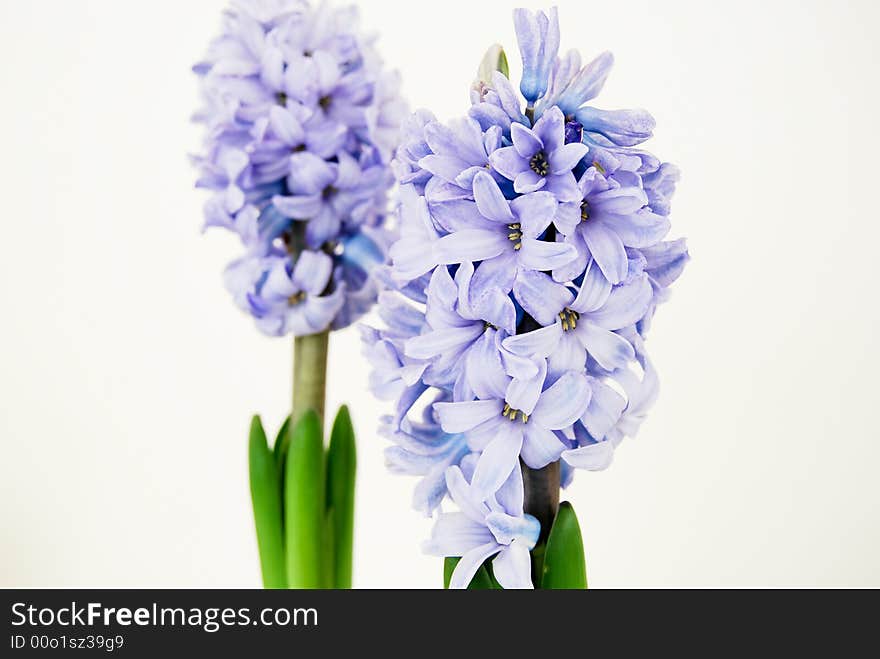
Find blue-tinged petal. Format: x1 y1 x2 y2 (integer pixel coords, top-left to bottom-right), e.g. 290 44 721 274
521 424 567 469
563 441 615 471
471 251 518 297
305 206 341 248
532 106 565 155
493 543 534 589
419 154 470 183
547 333 588 381
607 210 671 249
292 250 333 296
582 220 628 285
554 202 581 237
518 239 578 273
434 230 509 265
423 513 495 556
514 170 547 194
405 325 484 359
486 512 540 546
272 194 323 219
556 51 614 115
503 323 561 358
269 105 305 146
471 434 524 500
581 378 626 439
505 358 547 416
286 152 336 195
642 238 690 288
590 186 649 216
473 289 517 334
513 269 575 326
543 172 582 203
549 142 589 175
577 323 635 371
494 460 525 517
445 466 491 522
449 542 502 590
588 275 653 330
429 200 495 233
576 107 655 147
571 260 612 313
511 122 543 158
473 171 516 224
490 146 530 180
512 191 557 238
435 400 504 434
532 372 592 430
466 331 511 401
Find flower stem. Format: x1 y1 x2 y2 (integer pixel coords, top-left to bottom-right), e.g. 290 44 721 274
292 331 330 429
522 460 560 586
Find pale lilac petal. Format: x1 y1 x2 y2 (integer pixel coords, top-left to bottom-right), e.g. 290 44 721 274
471 433 525 499
435 400 504 434
533 106 565 154
513 270 575 326
570 260 612 313
578 323 635 371
581 378 626 439
563 442 615 471
549 142 589 175
269 105 305 146
445 466 491 522
272 194 322 219
608 210 671 248
466 331 511 400
503 323 562 358
470 251 518 297
521 424 567 469
449 542 502 590
473 289 517 334
291 250 333 296
511 122 543 158
473 171 516 224
505 359 547 416
287 153 336 195
582 220 628 284
514 169 546 194
518 239 578 273
434 230 509 265
489 146 529 180
511 191 557 238
492 544 534 589
532 371 592 430
494 461 525 517
424 513 495 556
589 275 653 329
405 325 484 359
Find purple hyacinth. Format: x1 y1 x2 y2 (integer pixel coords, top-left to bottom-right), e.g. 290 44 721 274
193 0 406 337
364 7 689 589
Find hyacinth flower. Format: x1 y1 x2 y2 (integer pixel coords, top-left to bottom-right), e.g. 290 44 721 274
365 7 688 589
193 0 405 589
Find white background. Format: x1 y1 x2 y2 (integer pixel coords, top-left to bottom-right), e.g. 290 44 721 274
1 0 878 588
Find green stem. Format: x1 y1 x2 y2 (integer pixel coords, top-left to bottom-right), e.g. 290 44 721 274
292 331 329 429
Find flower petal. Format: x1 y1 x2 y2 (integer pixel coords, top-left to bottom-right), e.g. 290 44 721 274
489 146 529 180
578 323 635 371
435 400 504 434
511 122 543 158
582 220 627 285
563 441 615 471
434 230 509 265
521 424 567 468
532 372 592 430
449 542 502 590
473 171 516 224
471 433 525 500
492 543 534 589
513 269 575 326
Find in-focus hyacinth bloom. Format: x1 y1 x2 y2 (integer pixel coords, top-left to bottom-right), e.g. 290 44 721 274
193 0 407 336
365 7 689 588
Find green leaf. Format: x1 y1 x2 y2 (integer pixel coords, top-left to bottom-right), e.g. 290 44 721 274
497 48 510 79
284 410 325 589
443 558 500 589
272 414 292 471
326 406 357 589
248 416 286 589
541 502 588 589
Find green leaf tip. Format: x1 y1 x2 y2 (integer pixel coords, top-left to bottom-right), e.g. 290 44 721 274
540 501 588 590
327 405 357 589
285 408 326 589
248 415 286 589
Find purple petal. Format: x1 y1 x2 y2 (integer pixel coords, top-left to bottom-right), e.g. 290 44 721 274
471 251 518 297
588 275 653 329
434 230 509 265
518 239 578 273
473 171 516 224
292 250 333 296
582 220 628 284
503 323 562 358
521 424 567 469
405 325 484 360
471 433 525 500
608 211 671 248
549 142 589 175
513 269 575 326
581 378 626 439
489 146 529 180
563 442 615 471
492 544 534 589
578 323 635 371
532 372 592 430
449 542 502 590
511 191 557 238
514 169 546 194
435 400 504 433
511 122 543 158
570 260 612 313
505 359 547 416
424 512 496 556
532 106 565 155
466 331 511 400
286 153 336 195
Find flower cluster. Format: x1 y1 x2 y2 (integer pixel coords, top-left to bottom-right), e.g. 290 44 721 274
364 8 688 588
193 0 406 336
